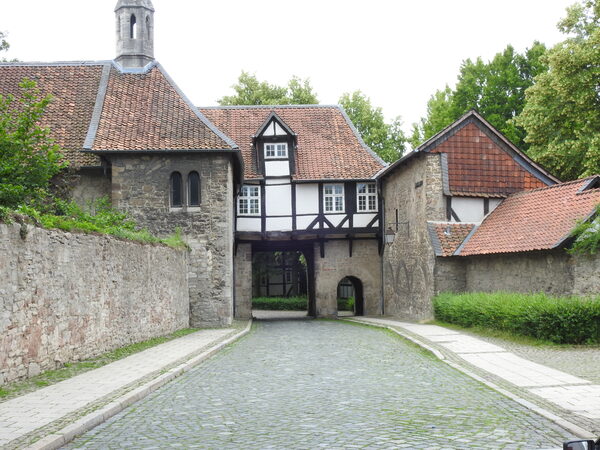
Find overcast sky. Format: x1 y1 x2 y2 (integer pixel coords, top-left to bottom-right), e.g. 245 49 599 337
2 0 575 133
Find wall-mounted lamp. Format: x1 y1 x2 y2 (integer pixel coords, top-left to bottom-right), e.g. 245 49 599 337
384 227 396 245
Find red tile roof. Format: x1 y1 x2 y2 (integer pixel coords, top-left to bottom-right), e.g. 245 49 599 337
379 111 559 196
429 121 549 197
458 177 600 256
200 106 385 180
92 66 232 152
0 62 236 168
0 63 104 166
428 222 476 256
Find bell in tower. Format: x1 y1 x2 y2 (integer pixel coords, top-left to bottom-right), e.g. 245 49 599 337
115 0 155 68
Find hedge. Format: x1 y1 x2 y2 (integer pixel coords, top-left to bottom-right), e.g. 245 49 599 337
433 292 600 344
251 297 355 311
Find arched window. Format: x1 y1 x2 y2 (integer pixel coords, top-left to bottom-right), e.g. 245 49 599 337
170 172 183 207
188 171 200 206
146 16 151 39
130 14 137 39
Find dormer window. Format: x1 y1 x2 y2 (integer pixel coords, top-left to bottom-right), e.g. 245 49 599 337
265 143 288 159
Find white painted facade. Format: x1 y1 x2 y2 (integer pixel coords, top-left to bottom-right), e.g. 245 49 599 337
235 117 380 235
450 196 502 223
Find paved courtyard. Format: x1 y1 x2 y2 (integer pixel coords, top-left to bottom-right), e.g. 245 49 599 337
66 320 573 449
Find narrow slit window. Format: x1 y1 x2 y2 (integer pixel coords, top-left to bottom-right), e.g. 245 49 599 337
170 172 183 207
146 16 151 39
188 171 200 206
130 14 137 39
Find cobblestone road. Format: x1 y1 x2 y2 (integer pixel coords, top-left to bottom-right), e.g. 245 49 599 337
66 320 573 449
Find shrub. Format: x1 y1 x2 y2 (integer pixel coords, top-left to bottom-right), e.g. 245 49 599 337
434 292 600 344
252 297 307 310
569 205 600 256
337 296 355 311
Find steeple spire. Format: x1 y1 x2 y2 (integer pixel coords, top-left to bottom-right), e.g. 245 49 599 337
114 0 155 68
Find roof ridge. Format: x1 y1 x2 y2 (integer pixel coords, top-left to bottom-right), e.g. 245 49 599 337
198 104 338 110
510 176 597 197
0 60 112 67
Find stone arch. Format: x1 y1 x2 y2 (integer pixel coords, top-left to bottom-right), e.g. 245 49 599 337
337 276 364 316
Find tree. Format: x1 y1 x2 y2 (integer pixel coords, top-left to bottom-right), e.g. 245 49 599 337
218 72 318 105
516 0 600 180
338 91 406 163
0 79 66 208
411 43 547 148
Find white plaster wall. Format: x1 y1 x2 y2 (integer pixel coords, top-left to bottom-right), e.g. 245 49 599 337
296 184 319 214
237 217 261 232
452 197 484 222
296 215 317 230
266 184 292 216
266 217 292 231
265 161 290 177
353 213 377 228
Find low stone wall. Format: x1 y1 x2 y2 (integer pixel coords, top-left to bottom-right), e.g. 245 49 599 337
434 250 599 299
0 223 189 385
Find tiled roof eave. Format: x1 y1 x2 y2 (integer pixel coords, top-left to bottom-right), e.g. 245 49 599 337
82 148 240 154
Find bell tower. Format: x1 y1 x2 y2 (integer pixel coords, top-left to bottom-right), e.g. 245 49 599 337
115 0 155 68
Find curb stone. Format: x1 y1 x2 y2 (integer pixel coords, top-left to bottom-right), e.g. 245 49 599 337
23 320 253 450
343 318 596 441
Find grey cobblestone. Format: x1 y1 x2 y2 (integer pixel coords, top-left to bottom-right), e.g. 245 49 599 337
66 320 573 449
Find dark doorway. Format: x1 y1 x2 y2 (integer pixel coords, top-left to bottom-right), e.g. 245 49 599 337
337 276 364 316
249 242 316 319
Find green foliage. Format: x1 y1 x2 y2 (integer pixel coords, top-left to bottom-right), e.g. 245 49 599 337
337 296 355 312
218 72 318 105
1 197 188 249
252 296 307 310
434 292 600 344
0 328 197 401
0 78 67 208
568 204 600 255
338 91 407 163
411 42 547 149
0 31 9 58
516 0 600 180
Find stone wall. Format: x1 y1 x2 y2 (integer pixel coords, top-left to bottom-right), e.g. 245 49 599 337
463 250 574 296
71 168 112 209
0 223 189 385
234 243 252 319
313 239 381 317
109 153 235 327
572 253 600 296
381 153 446 320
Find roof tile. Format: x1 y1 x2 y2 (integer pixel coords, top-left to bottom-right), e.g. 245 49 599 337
459 177 600 255
200 106 385 180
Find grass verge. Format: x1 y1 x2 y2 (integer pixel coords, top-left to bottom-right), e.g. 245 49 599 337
0 328 198 403
252 296 355 311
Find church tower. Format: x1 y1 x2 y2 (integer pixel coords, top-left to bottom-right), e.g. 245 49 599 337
115 0 155 68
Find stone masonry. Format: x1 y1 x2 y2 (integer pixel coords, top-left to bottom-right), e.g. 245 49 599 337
110 153 235 327
233 243 252 319
382 153 446 320
0 223 189 385
314 239 381 317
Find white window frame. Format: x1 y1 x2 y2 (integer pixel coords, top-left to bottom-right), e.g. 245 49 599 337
238 185 261 216
357 182 378 212
323 184 345 213
265 142 288 159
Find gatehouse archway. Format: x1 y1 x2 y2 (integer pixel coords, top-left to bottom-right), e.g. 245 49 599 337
337 276 365 316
